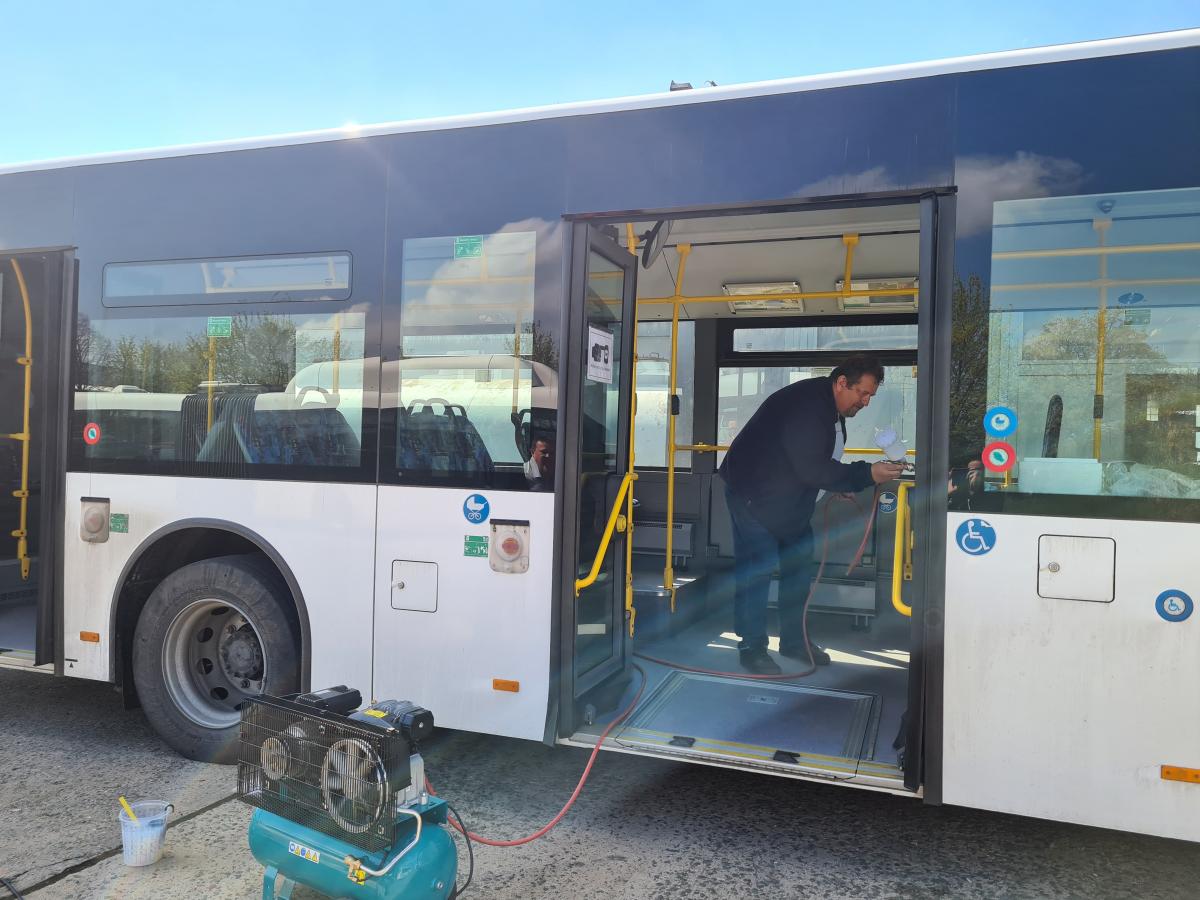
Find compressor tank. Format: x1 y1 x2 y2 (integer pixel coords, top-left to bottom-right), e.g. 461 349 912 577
248 805 457 900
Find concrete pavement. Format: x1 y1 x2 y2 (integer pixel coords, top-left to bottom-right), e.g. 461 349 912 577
3 667 1198 899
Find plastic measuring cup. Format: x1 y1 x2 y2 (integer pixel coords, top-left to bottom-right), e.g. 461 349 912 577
118 800 174 866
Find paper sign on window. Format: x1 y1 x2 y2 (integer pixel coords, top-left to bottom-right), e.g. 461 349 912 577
587 326 613 384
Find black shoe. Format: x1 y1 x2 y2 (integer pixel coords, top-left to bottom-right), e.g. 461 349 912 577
739 647 782 675
778 642 831 666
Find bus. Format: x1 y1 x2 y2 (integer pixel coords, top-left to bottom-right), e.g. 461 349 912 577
1 29 1197 844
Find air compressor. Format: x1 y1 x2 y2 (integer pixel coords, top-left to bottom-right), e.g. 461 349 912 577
238 686 465 899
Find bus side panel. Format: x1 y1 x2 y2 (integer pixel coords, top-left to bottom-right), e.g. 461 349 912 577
942 512 1200 841
61 472 376 692
372 486 555 741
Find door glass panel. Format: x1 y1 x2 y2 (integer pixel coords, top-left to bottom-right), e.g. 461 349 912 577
576 249 627 682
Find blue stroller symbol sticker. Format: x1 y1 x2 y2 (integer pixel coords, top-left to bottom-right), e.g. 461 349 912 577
956 519 995 556
463 494 490 524
983 406 1018 437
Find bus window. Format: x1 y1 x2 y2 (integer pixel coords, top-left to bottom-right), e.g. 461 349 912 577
633 321 694 469
388 230 558 490
73 311 367 471
954 186 1200 505
717 363 917 464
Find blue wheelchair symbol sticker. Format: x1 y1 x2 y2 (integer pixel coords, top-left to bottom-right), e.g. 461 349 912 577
1155 589 1193 623
984 406 1018 438
878 491 898 514
463 494 490 524
956 519 995 556
1117 291 1145 306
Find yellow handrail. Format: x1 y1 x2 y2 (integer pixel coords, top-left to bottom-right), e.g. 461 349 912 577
675 443 915 457
891 481 913 617
5 260 33 579
575 471 636 596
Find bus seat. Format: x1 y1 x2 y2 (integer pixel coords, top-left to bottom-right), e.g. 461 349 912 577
395 402 494 481
235 407 360 466
178 393 226 461
194 393 257 466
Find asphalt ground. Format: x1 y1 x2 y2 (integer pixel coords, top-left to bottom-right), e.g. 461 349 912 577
2 667 1199 899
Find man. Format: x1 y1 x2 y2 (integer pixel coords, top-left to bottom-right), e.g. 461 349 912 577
948 457 985 510
524 436 554 491
718 355 905 675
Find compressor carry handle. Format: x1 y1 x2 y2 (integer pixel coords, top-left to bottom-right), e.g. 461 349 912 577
294 685 363 715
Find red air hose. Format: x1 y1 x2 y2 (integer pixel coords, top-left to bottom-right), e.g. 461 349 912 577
424 488 882 844
425 664 647 847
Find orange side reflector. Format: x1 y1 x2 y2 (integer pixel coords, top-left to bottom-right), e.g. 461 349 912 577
492 679 520 693
1161 765 1200 784
79 631 100 643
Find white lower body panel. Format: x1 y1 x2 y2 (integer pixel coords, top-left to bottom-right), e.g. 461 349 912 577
372 486 556 742
942 512 1200 841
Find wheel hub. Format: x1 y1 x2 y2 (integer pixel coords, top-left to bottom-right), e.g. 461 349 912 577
220 624 264 681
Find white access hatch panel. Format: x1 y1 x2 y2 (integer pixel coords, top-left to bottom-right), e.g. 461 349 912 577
391 560 438 612
1037 535 1115 603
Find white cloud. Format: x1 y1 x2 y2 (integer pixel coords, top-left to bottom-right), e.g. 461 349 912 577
956 152 1085 237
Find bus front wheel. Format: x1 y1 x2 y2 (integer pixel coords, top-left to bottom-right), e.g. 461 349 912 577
131 554 301 764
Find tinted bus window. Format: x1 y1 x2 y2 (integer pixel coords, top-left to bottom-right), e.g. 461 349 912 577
634 321 694 469
74 311 367 471
387 231 558 490
103 253 351 307
951 186 1200 505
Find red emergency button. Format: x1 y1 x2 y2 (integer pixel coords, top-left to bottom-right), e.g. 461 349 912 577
500 536 522 559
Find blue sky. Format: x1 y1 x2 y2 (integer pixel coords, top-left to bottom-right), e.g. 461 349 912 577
3 1 1196 165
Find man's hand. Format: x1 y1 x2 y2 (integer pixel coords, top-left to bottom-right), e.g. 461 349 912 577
871 461 905 484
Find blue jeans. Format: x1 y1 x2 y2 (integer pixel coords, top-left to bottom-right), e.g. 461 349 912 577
726 486 815 651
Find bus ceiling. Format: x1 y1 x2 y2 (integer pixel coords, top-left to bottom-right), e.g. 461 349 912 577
616 204 921 322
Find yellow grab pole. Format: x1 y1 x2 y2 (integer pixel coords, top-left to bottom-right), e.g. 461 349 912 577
206 336 217 432
624 222 639 637
1093 218 1110 460
638 286 915 306
842 233 859 294
6 260 33 579
575 472 635 595
664 243 691 612
891 482 913 617
332 314 342 395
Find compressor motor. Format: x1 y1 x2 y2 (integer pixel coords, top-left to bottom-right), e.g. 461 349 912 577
238 685 462 899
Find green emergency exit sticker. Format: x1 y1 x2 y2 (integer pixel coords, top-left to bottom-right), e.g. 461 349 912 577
207 316 233 337
109 513 129 534
453 236 483 259
463 534 488 558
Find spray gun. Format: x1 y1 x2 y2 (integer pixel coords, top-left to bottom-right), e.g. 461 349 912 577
873 426 913 472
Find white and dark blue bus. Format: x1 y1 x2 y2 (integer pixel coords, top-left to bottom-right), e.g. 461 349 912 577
1 29 1197 842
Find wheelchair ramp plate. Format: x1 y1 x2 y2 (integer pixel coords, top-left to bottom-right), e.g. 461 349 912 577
616 670 882 778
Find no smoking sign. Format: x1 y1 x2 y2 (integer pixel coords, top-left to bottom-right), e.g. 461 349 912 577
982 440 1016 473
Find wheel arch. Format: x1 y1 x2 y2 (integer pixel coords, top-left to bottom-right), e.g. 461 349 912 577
108 518 311 700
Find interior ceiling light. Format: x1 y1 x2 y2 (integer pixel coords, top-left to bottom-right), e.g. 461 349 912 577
723 281 804 313
836 276 919 311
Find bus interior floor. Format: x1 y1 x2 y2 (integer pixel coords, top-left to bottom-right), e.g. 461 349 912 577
575 604 911 779
0 598 36 654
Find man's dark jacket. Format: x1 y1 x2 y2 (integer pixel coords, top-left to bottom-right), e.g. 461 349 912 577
719 376 874 541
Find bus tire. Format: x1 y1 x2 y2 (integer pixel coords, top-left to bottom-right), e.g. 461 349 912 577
131 553 301 764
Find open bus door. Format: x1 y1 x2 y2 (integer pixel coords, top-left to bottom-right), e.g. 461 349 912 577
0 250 72 672
560 224 638 722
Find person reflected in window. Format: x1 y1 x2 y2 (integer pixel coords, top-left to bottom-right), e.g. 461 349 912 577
948 457 986 511
524 436 555 491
